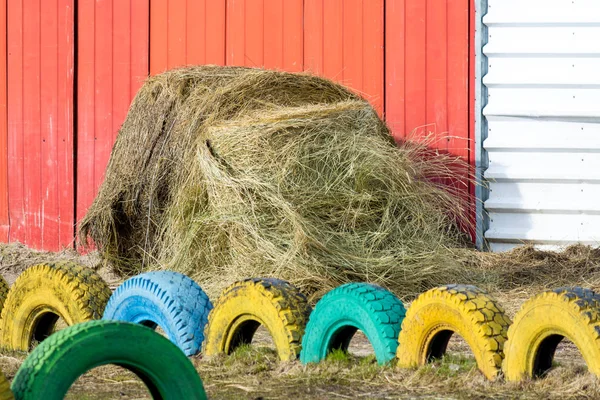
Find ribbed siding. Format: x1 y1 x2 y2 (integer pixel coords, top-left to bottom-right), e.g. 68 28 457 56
483 0 600 251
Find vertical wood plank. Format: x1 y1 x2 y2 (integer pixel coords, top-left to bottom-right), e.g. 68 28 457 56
404 0 427 138
226 0 245 66
7 0 25 241
131 0 150 93
57 0 74 246
343 0 363 91
0 0 8 240
186 0 206 65
282 0 303 72
205 1 226 65
426 0 448 150
150 0 168 74
264 0 283 69
167 0 186 68
113 1 132 143
41 0 59 249
322 0 343 80
362 0 384 115
245 0 264 67
22 0 42 248
385 0 406 140
303 0 324 74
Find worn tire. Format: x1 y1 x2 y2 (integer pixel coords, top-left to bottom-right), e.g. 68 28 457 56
503 287 600 381
0 275 9 314
0 371 13 400
300 283 405 365
0 262 111 351
11 320 206 400
103 271 212 356
203 278 311 361
396 284 510 380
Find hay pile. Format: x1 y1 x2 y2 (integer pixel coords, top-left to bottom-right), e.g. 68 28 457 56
80 65 477 299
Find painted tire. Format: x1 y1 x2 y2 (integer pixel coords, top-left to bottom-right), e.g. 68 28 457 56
0 275 9 313
503 287 600 381
396 284 510 380
103 271 213 356
203 278 311 361
0 370 13 400
10 320 206 400
300 283 405 365
0 262 111 351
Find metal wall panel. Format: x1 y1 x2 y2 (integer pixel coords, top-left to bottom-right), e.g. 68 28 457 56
483 0 600 251
7 0 75 250
0 0 7 241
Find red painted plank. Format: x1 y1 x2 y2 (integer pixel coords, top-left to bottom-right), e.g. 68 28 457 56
8 0 25 242
282 0 303 72
303 0 324 75
385 0 406 141
264 0 283 69
131 0 150 93
168 0 187 69
57 0 75 246
41 0 59 249
0 0 8 240
226 0 245 66
447 1 469 161
186 0 206 65
205 1 226 65
322 0 343 80
343 0 363 92
22 0 42 248
150 0 168 75
361 0 384 115
404 0 427 139
94 0 113 203
113 1 132 143
426 0 448 150
76 0 96 225
245 0 264 67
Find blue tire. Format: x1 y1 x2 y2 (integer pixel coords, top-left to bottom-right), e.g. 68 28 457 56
103 271 212 356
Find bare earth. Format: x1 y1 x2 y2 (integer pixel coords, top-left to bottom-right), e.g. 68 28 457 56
0 243 598 399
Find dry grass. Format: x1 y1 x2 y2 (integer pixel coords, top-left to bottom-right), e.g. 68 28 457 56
78 65 477 301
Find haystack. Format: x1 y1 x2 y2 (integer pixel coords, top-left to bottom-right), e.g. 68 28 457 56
80 65 476 300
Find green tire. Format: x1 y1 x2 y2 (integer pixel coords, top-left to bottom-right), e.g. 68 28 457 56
300 283 406 365
11 320 206 400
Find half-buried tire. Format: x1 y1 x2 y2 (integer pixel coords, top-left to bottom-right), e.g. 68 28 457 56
103 271 212 356
0 262 111 351
10 320 206 400
396 284 510 380
300 283 405 365
203 278 311 361
503 287 600 381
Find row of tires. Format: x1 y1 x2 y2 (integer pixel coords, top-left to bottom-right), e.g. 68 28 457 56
0 262 596 392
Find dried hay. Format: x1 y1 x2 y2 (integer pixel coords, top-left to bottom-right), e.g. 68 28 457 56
79 65 477 300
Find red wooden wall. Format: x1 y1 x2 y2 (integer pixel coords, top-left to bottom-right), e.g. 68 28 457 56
0 0 473 250
7 0 75 249
77 0 149 225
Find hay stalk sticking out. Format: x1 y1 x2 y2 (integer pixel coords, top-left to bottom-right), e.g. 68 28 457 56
80 65 475 300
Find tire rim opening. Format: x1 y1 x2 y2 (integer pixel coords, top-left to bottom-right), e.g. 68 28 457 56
534 335 586 378
66 365 153 399
32 312 68 349
229 320 277 354
427 330 475 366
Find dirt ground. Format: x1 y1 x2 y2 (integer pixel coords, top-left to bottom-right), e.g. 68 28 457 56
0 243 599 399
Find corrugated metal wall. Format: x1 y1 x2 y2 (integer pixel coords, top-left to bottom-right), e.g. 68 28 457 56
483 0 600 251
0 0 472 251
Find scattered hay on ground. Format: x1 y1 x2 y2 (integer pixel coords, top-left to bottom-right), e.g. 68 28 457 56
79 65 476 300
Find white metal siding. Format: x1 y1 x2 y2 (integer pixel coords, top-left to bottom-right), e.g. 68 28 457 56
483 0 600 251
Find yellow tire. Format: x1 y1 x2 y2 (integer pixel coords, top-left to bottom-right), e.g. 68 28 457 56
203 278 311 361
0 370 13 400
0 261 111 351
396 284 510 380
503 287 600 381
0 275 9 313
